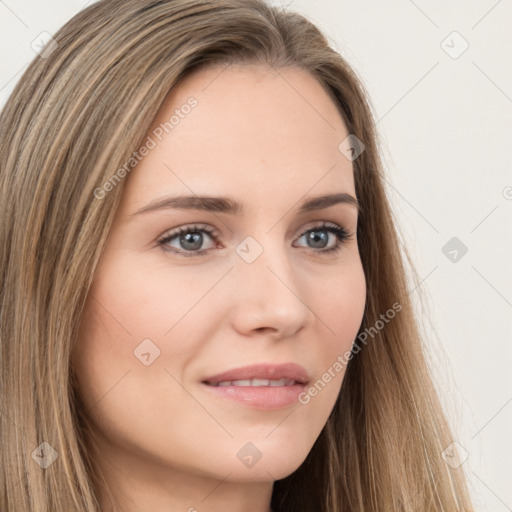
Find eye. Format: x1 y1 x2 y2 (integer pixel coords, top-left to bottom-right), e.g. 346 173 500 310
157 221 353 257
293 222 352 254
157 223 219 257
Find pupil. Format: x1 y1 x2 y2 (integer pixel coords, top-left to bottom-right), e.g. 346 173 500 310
308 230 328 248
181 232 202 250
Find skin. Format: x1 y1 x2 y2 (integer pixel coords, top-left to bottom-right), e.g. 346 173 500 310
74 63 366 512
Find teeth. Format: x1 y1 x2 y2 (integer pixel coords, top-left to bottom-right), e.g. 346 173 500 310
211 378 296 387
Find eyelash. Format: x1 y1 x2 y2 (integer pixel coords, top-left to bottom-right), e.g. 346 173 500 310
157 222 353 258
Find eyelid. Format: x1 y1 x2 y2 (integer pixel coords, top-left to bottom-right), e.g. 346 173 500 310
157 223 219 242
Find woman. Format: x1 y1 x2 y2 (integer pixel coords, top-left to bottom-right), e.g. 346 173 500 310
0 0 475 510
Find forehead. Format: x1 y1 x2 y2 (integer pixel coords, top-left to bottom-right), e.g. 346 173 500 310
120 64 355 211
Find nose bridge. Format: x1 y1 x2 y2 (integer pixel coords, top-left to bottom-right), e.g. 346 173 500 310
230 231 311 335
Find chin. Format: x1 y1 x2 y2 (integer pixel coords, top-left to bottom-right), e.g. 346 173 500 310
225 461 305 483
225 442 312 482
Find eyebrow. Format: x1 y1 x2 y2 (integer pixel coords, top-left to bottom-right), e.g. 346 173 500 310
132 192 360 216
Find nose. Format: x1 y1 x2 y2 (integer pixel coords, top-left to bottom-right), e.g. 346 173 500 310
228 237 314 339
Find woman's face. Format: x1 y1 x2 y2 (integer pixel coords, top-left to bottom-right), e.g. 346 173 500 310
74 63 366 493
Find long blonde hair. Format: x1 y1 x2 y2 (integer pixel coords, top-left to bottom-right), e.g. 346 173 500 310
0 0 474 510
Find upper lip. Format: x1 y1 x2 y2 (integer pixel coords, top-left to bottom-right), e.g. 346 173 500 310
202 363 310 385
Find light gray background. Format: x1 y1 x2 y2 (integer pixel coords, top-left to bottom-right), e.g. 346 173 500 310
1 1 511 510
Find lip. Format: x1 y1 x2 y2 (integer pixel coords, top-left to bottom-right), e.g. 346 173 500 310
201 363 310 410
202 362 310 386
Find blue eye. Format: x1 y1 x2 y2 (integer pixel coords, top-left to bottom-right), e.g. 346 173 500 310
158 224 218 257
157 222 352 257
294 223 350 253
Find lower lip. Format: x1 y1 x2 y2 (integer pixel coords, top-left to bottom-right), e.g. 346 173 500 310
201 382 307 410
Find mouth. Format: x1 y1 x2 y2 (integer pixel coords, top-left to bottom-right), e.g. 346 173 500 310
200 363 309 410
204 378 299 387
202 362 309 385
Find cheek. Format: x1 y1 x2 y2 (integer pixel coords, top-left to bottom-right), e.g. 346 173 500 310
72 257 225 412
91 250 232 339
316 259 366 350
303 260 366 396
72 265 210 465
